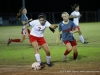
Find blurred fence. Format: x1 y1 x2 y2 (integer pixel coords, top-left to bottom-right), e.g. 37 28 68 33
0 11 100 25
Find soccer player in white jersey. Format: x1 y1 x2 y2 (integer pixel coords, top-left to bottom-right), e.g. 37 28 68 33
25 13 58 67
69 4 88 44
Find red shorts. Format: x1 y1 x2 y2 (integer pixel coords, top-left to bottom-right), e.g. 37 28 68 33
63 40 77 47
77 26 80 31
21 29 30 35
30 35 46 45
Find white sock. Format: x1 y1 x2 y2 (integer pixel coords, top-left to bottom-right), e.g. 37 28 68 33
35 54 41 64
79 35 85 43
46 56 51 64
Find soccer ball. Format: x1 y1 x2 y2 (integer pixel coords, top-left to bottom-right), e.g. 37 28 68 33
31 62 41 70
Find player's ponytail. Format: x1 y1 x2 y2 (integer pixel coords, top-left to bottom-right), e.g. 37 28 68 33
16 7 26 20
71 4 79 11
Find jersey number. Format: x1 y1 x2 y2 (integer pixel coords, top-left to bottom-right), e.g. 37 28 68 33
38 27 41 31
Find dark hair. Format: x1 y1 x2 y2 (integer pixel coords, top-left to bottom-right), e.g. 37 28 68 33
71 4 79 11
38 13 46 20
16 7 26 20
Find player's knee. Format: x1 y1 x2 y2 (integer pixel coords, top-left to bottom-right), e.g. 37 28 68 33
68 47 72 51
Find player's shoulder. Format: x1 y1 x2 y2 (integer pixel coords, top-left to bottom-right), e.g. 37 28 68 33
59 21 63 25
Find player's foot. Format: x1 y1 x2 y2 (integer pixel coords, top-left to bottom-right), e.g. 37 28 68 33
40 63 45 68
46 63 52 67
60 34 62 40
83 41 88 44
62 55 66 62
7 38 11 46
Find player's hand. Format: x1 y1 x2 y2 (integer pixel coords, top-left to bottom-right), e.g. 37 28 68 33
29 18 33 22
54 25 58 29
70 31 74 34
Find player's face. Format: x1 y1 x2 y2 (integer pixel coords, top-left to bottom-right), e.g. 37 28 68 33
22 8 27 14
75 6 79 11
62 14 69 22
39 18 46 25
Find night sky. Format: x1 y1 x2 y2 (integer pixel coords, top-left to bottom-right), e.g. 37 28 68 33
0 0 100 13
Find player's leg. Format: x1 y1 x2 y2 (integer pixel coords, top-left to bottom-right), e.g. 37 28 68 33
71 39 78 60
78 26 88 44
30 35 41 64
31 41 42 63
30 35 44 68
41 43 52 67
7 36 23 46
20 34 25 42
38 37 52 67
63 41 73 61
72 46 78 60
7 29 26 45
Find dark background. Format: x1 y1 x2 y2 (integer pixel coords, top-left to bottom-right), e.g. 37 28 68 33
0 0 100 13
0 0 100 24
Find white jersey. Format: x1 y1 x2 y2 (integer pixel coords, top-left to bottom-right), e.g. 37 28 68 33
71 11 80 26
29 19 51 37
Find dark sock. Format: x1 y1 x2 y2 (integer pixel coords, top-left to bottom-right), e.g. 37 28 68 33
64 49 71 56
11 39 20 42
74 52 78 60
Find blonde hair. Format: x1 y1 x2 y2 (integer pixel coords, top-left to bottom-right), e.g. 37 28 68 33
61 12 69 18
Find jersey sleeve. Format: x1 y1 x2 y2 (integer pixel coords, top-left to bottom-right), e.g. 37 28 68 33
45 21 51 27
58 23 62 31
21 14 28 21
71 12 75 16
28 20 35 27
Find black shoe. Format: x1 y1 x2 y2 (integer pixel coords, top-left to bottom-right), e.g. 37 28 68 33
60 34 62 40
7 38 11 46
83 42 88 44
40 63 45 68
46 63 52 67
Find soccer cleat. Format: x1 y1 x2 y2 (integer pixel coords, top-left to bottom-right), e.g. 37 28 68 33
40 63 45 68
83 41 88 44
62 55 66 62
7 38 11 46
46 63 52 67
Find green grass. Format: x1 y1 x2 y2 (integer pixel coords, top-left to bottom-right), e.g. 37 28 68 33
0 22 100 71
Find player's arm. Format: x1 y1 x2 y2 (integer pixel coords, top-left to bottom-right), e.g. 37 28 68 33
70 22 79 34
70 28 78 34
49 25 58 33
56 30 61 45
78 14 82 19
69 15 78 19
56 23 62 45
22 19 33 25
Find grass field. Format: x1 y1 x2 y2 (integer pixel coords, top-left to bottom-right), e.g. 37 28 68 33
0 22 100 75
